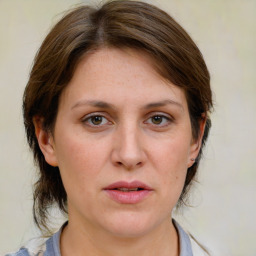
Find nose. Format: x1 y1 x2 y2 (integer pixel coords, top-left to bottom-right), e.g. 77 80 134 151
111 124 146 170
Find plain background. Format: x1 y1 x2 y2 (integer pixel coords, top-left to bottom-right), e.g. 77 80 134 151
0 0 255 255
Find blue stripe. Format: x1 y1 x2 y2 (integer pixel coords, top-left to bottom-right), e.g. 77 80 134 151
5 247 30 256
45 228 62 256
173 220 193 256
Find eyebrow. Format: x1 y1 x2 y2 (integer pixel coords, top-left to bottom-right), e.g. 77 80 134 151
143 99 184 110
71 100 115 110
71 99 183 110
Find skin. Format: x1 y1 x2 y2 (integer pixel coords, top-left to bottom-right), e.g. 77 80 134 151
35 48 205 256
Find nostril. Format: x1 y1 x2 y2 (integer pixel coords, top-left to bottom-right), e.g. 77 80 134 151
116 161 142 168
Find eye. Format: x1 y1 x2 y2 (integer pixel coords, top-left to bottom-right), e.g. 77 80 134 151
151 116 164 125
82 114 110 127
145 114 172 127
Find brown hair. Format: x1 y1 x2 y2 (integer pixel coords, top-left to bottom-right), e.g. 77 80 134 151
23 0 213 232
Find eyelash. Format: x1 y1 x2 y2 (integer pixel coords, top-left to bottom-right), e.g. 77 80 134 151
82 113 112 127
81 113 173 128
144 114 173 127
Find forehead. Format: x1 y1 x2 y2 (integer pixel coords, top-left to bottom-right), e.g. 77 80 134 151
75 47 163 84
59 47 188 109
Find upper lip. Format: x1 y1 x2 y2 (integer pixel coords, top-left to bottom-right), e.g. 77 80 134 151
104 180 153 190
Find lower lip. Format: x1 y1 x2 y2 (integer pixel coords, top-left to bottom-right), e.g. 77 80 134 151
104 190 152 204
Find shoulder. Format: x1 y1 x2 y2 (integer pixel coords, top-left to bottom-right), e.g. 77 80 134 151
5 223 65 256
173 219 211 256
4 237 47 256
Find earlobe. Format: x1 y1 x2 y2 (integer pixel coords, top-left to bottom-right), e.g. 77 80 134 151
33 116 58 167
188 115 207 167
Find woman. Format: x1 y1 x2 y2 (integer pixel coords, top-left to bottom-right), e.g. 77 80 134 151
7 0 212 255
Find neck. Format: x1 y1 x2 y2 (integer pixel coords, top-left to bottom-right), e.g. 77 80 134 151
60 218 179 256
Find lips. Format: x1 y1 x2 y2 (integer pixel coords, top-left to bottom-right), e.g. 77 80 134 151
104 181 153 204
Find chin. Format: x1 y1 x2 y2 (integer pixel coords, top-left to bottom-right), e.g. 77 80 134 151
100 212 162 238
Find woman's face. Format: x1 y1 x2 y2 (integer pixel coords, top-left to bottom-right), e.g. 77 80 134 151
40 48 201 237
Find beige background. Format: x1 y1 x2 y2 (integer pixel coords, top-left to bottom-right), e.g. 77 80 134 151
0 0 255 255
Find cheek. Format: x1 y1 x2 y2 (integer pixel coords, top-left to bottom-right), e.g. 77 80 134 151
54 132 110 190
151 136 191 171
149 136 190 193
54 137 110 213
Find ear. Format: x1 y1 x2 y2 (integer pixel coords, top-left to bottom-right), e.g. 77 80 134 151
188 115 207 168
33 116 58 167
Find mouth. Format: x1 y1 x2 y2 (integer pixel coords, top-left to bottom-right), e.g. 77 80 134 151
104 180 153 191
113 187 144 192
103 181 153 204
